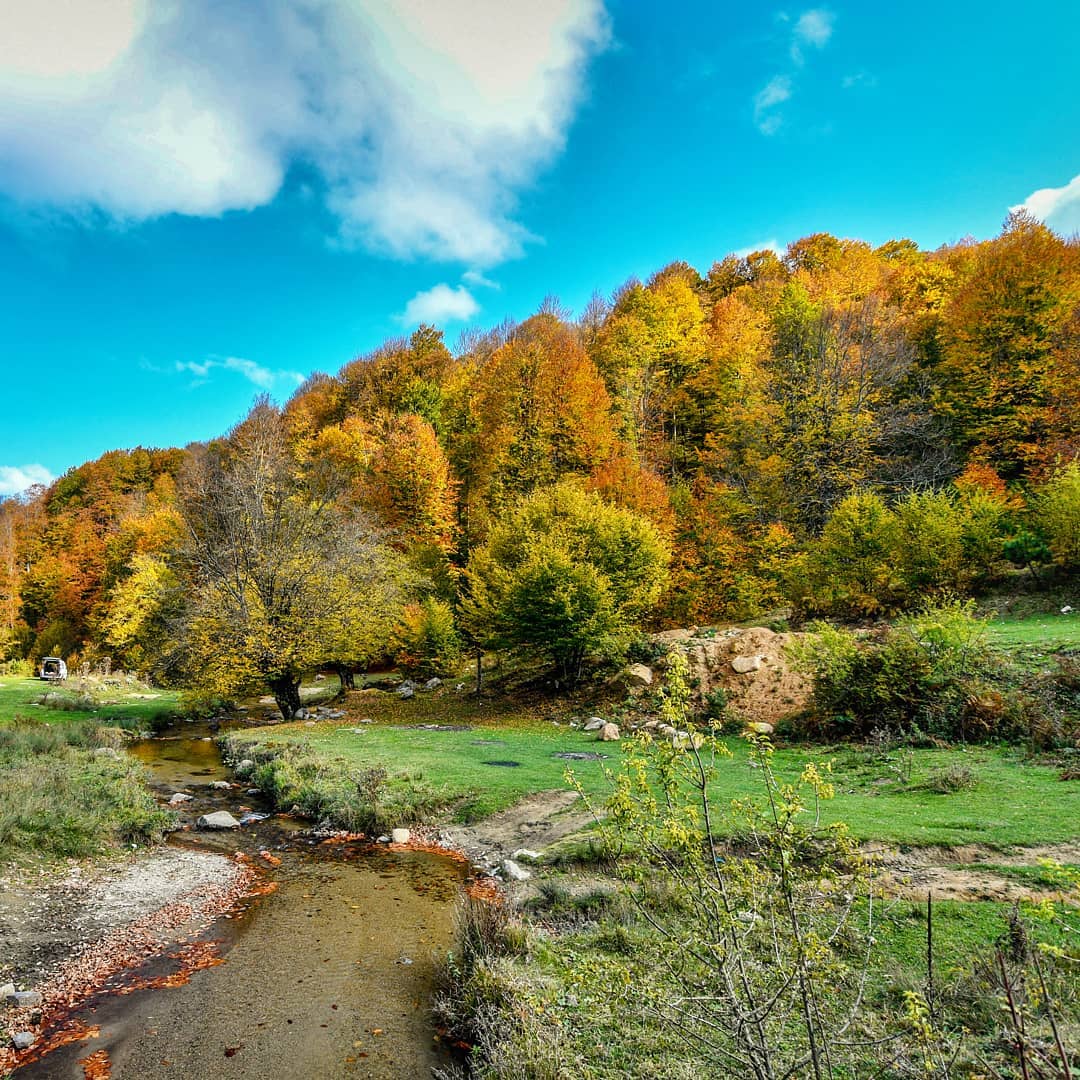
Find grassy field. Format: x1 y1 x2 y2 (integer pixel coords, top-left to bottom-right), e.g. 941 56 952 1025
0 675 182 729
983 608 1080 650
226 687 1080 848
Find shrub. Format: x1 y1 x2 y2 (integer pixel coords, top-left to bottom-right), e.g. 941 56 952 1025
395 598 462 678
790 600 1013 741
923 764 979 793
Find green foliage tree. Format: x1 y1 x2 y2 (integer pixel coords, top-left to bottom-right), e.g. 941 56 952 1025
175 400 406 719
462 482 669 685
1034 461 1080 571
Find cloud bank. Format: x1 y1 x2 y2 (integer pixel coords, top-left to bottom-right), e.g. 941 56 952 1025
0 464 55 496
1014 173 1080 234
175 357 305 390
0 0 609 266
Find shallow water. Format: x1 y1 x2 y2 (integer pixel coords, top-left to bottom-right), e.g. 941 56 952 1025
16 725 466 1079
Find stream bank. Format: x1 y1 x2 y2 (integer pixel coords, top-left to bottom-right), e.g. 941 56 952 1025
2 721 469 1079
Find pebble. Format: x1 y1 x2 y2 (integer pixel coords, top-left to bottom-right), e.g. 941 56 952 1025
12 1032 35 1051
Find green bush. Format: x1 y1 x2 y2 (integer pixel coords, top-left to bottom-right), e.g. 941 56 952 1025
790 600 1017 741
395 597 462 678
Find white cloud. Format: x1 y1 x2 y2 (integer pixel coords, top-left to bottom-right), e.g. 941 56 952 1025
1013 173 1080 234
841 71 876 90
793 9 834 50
754 75 792 134
734 238 784 258
0 464 54 496
754 8 835 134
175 356 305 390
463 269 501 290
400 284 480 326
0 0 610 266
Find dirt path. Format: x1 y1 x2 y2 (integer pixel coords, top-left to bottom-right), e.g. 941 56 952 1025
440 789 592 870
873 841 1080 902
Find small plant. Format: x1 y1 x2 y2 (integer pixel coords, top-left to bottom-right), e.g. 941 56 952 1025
923 764 978 793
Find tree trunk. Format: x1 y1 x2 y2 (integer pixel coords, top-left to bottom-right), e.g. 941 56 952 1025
332 663 356 691
269 675 302 721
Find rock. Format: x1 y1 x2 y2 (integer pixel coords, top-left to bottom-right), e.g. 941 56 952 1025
390 827 411 844
238 812 270 825
658 723 676 737
168 792 193 805
235 758 255 774
502 859 532 881
583 717 606 732
293 708 306 719
211 780 231 790
93 746 119 758
623 663 654 688
377 834 390 843
397 682 415 699
197 811 241 830
11 990 42 1008
423 677 442 691
746 721 775 736
643 719 660 730
511 849 542 862
0 982 14 1000
731 654 762 674
598 722 621 742
12 1032 36 1051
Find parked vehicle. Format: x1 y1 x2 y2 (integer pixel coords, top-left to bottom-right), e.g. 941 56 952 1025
39 656 67 681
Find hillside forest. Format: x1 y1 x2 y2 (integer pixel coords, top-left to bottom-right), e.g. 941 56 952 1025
2 211 1079 705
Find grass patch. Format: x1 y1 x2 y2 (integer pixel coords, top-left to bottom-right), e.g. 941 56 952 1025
225 689 1080 847
0 716 172 865
983 608 1080 658
0 676 182 731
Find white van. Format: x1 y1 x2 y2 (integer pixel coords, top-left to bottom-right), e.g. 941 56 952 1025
39 656 68 681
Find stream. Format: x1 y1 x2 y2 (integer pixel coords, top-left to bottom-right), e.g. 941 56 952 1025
15 722 467 1079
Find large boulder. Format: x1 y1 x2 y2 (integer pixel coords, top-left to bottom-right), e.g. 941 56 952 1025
502 859 532 881
622 663 654 689
598 723 621 742
731 654 762 674
390 828 411 844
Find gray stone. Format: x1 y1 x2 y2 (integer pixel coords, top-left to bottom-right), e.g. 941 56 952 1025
423 677 442 691
746 721 775 736
168 792 193 805
624 663 654 688
1 982 16 1000
12 1032 36 1051
211 780 231 790
397 682 415 699
197 810 241 830
93 746 119 758
598 722 621 742
377 834 391 843
11 990 42 1008
731 654 762 674
502 859 532 881
235 758 255 774
390 827 411 844
583 717 606 732
511 848 542 862
293 708 306 719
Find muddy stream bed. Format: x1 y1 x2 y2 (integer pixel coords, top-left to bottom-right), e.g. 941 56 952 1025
11 723 468 1079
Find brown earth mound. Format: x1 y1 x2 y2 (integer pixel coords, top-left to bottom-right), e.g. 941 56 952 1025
653 626 812 726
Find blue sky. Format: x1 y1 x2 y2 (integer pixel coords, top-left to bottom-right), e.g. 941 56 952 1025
1 0 1078 493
